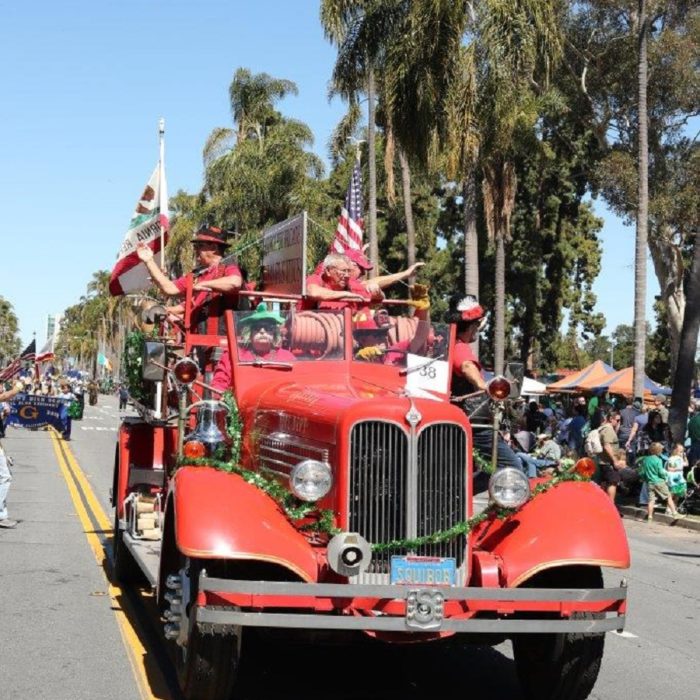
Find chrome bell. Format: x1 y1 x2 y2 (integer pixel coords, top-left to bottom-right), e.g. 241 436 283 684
188 400 227 451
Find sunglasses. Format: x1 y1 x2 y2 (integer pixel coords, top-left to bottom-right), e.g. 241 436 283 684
251 323 278 334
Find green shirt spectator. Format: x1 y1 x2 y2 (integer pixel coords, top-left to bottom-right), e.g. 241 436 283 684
637 453 668 486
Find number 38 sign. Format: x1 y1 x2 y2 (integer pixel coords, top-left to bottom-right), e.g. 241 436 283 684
405 354 450 397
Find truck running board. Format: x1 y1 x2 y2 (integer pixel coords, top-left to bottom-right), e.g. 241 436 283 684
123 531 161 587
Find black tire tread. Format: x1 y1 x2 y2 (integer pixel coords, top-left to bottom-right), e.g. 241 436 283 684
177 559 242 700
512 566 606 700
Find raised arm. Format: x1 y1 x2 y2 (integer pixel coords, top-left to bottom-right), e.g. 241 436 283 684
136 243 181 297
0 381 24 403
405 285 432 355
369 262 425 290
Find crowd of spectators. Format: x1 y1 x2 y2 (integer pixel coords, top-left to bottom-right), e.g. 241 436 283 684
504 393 700 522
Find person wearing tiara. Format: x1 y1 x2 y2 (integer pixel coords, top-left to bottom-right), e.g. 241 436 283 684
449 296 522 474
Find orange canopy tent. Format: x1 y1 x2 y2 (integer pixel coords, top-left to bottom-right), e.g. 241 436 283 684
575 366 671 399
545 360 616 394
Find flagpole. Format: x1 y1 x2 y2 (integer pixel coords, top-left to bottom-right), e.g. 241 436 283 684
158 118 166 269
153 118 166 419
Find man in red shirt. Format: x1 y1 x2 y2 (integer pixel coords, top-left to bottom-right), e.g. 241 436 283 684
301 253 374 311
136 225 242 332
450 296 522 474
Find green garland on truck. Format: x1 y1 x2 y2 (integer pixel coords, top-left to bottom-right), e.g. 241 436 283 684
180 393 590 550
122 331 149 402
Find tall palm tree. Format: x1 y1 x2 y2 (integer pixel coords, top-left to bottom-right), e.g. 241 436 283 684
483 160 517 373
476 0 562 373
633 0 649 400
442 45 479 298
204 68 299 167
320 0 402 272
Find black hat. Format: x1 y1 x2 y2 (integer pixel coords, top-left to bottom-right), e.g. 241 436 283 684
191 225 227 247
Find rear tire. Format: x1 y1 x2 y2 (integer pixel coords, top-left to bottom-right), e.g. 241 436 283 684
512 566 606 700
177 560 242 700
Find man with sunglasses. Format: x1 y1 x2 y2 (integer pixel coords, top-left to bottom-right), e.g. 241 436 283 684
136 225 242 333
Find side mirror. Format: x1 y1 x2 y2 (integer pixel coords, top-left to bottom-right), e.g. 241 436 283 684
505 362 524 399
142 341 166 382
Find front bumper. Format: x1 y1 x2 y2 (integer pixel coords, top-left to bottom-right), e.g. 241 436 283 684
196 575 627 634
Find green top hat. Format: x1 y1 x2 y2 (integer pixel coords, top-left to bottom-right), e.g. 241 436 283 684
239 303 285 327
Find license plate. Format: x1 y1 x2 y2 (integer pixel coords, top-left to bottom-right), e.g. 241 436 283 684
390 555 456 587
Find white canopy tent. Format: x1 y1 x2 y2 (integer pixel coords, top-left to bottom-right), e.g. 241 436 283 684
522 377 547 396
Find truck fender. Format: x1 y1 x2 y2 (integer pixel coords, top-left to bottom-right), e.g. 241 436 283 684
476 480 630 587
171 466 319 582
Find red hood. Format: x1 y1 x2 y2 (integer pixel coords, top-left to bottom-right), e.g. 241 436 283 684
238 375 468 445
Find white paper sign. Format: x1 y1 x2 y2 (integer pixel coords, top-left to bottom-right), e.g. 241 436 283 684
405 353 449 396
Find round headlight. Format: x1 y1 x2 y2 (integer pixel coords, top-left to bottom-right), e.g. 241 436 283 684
488 467 531 509
290 460 332 502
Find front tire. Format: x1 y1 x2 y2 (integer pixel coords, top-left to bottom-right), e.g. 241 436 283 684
176 559 242 700
512 566 605 700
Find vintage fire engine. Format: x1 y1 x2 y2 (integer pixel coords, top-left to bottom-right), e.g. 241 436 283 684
112 214 629 700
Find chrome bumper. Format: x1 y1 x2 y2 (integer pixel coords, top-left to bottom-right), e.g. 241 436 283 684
196 575 627 634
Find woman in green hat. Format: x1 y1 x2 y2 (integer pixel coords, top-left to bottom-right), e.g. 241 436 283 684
212 304 295 391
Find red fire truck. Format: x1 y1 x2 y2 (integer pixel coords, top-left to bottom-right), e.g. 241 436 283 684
112 214 629 700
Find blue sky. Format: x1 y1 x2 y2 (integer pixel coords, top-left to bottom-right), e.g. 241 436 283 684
0 0 657 348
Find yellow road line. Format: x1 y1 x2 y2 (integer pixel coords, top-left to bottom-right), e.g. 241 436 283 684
49 429 167 700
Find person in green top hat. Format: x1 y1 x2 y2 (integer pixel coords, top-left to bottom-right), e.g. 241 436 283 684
237 303 286 351
212 304 295 392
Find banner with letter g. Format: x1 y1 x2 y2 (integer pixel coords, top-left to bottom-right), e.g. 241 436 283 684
6 394 71 433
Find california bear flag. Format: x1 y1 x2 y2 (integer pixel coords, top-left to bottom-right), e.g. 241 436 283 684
109 161 169 296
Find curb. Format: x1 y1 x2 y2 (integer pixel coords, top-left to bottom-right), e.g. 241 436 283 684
618 504 700 533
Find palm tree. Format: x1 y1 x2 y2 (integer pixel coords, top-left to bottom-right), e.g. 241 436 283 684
482 160 517 373
204 68 299 167
378 0 561 374
320 0 401 272
633 0 649 400
475 0 562 373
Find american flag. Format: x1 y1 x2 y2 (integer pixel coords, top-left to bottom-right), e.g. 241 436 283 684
0 339 36 382
331 156 364 253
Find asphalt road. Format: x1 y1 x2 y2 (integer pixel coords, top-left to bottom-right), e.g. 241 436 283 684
1 394 698 700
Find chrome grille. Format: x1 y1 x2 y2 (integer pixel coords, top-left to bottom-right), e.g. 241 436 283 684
348 421 407 580
416 424 467 561
348 420 468 583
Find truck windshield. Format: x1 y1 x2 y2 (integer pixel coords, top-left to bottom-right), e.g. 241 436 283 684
233 308 345 363
352 311 449 369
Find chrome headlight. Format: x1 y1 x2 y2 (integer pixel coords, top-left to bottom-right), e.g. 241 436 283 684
290 459 332 502
488 467 530 509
